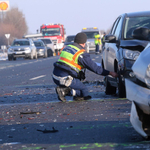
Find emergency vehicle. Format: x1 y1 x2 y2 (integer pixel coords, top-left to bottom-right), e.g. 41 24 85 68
40 23 66 51
81 27 100 51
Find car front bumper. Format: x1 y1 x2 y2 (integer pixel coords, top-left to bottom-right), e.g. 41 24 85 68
8 52 31 58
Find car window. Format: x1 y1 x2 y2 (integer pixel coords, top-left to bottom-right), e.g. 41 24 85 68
82 32 99 39
114 17 123 40
34 42 43 47
12 41 30 46
110 17 120 35
40 39 52 44
65 36 75 42
124 16 150 40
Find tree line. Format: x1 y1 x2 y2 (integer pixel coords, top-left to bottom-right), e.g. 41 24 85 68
0 7 28 47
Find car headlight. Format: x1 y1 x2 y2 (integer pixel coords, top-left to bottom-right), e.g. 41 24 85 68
123 49 140 60
145 64 150 88
39 49 44 52
24 47 31 52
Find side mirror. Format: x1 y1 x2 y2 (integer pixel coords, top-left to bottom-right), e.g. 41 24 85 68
105 34 116 43
132 27 150 40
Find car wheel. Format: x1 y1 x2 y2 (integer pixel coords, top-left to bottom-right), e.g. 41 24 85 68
13 57 16 61
8 56 12 61
105 76 116 95
47 49 53 57
117 73 126 98
30 51 34 59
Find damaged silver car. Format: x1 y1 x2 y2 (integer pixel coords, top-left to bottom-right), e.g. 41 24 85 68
125 43 150 139
102 11 150 98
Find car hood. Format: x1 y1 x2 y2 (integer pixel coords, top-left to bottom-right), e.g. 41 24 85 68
10 46 30 49
64 42 73 46
87 39 95 42
36 46 45 49
120 40 149 52
132 43 150 84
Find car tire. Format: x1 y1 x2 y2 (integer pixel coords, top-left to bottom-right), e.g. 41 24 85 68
13 57 16 61
47 49 53 57
105 76 117 95
8 56 12 61
117 73 126 98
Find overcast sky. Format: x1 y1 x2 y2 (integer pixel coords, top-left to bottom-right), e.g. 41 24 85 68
7 0 150 36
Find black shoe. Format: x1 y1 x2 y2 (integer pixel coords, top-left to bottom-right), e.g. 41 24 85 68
56 87 66 102
84 95 92 100
55 87 71 102
73 95 92 101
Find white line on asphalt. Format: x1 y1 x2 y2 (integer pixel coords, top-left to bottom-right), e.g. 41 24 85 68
30 75 46 80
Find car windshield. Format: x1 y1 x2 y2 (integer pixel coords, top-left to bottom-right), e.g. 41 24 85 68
40 39 52 44
41 28 60 36
65 36 75 42
82 31 99 39
12 41 30 46
34 42 44 47
124 16 150 40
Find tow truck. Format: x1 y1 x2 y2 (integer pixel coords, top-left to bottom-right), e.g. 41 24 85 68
40 23 66 52
81 27 100 52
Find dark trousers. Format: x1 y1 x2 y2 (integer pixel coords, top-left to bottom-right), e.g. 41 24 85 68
95 44 99 53
53 77 88 97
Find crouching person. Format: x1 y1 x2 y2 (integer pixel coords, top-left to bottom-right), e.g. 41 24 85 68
52 32 118 102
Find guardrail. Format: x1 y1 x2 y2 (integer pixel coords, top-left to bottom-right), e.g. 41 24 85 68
0 49 8 60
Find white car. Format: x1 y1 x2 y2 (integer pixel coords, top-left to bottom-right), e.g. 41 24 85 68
7 39 37 60
125 43 150 139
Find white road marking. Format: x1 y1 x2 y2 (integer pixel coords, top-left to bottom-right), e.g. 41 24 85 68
30 75 46 80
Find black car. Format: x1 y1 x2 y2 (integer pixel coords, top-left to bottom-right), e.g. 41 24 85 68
64 35 75 47
64 35 89 52
102 11 150 98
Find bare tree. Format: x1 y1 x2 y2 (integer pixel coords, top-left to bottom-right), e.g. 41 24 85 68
0 7 28 46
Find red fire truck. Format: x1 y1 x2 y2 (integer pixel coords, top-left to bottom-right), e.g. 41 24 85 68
40 23 66 51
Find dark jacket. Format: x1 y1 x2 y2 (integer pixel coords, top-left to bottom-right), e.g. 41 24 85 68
53 43 109 78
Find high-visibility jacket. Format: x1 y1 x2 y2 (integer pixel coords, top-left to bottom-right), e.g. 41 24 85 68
58 45 85 73
94 34 101 45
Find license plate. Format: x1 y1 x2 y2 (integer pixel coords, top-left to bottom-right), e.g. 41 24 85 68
15 52 22 54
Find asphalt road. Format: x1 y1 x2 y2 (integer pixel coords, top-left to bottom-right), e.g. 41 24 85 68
0 54 149 150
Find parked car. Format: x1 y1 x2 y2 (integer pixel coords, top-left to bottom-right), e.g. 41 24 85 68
7 39 37 60
102 11 150 98
64 35 89 53
64 35 76 47
34 40 47 58
38 38 55 57
125 43 150 139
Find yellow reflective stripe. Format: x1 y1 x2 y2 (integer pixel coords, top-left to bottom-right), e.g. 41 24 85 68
59 57 82 70
73 49 85 61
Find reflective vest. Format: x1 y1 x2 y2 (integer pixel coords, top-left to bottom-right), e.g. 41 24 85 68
58 45 85 73
94 34 101 45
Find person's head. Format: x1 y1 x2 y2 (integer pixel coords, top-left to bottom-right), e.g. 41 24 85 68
103 32 106 35
74 32 87 47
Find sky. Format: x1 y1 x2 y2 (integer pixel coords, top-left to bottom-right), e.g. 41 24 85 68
6 0 150 36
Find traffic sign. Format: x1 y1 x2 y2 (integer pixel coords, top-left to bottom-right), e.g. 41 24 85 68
5 34 10 39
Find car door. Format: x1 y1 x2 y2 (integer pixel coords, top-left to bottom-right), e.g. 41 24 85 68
105 17 123 71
